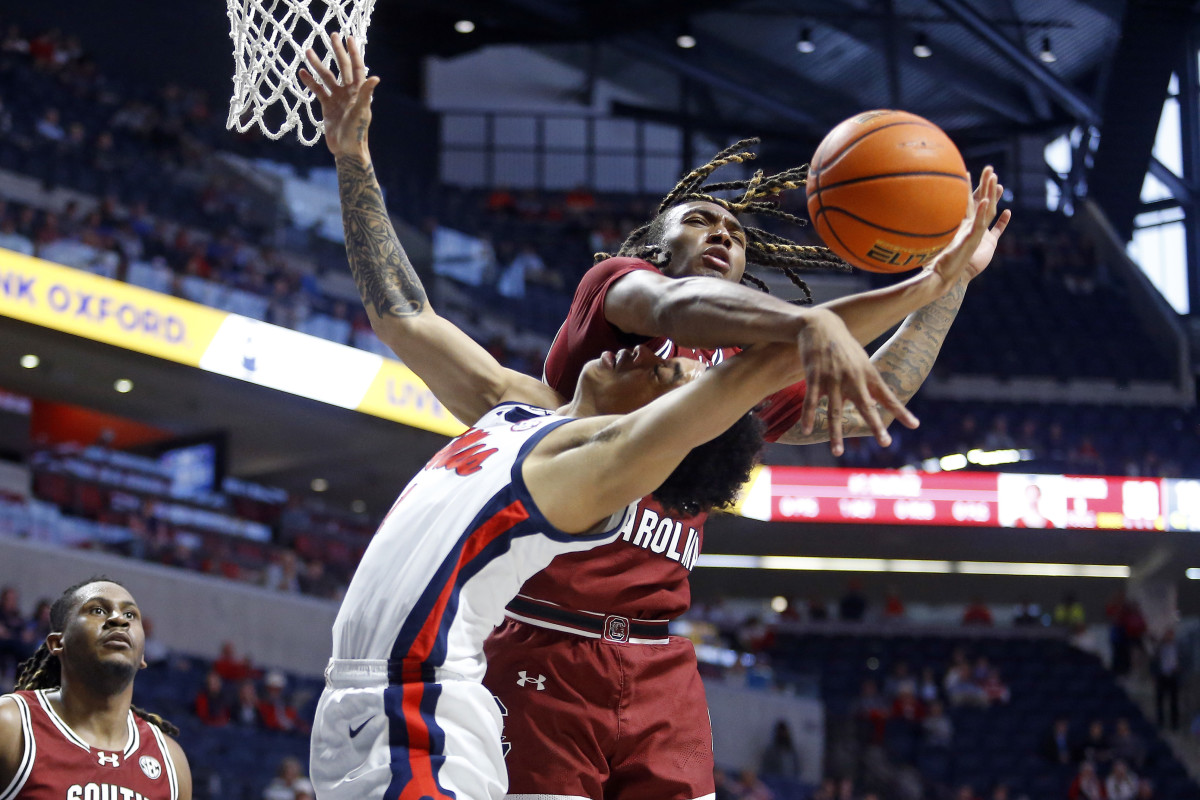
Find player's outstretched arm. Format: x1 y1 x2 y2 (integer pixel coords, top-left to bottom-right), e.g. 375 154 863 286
526 342 898 532
818 167 1010 346
0 695 25 792
300 35 557 421
780 174 1011 445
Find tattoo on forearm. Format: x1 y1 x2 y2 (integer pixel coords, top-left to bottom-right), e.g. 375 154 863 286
799 280 968 442
335 154 426 318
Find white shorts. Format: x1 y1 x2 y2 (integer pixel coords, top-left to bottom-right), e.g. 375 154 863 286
310 659 507 800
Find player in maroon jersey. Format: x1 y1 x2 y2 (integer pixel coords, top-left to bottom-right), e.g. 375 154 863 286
0 578 192 800
304 34 1004 800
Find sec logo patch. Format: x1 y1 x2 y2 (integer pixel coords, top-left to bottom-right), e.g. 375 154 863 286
140 755 162 780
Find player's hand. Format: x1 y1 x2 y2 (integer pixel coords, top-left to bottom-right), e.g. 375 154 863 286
925 166 1008 291
796 308 919 456
299 33 380 158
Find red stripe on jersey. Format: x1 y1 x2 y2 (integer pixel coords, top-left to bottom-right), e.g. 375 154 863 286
405 500 531 664
396 684 454 800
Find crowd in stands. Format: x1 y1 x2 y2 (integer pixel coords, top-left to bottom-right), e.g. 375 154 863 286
193 643 310 736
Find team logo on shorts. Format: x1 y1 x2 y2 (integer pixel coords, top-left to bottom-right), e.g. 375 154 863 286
604 615 629 643
140 756 162 779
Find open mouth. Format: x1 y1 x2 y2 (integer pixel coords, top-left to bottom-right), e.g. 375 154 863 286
102 633 132 648
702 248 730 273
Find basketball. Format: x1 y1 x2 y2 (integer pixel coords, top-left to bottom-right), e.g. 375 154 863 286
806 110 971 273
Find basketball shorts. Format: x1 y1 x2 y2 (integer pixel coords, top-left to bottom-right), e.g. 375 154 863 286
483 618 716 800
311 659 507 800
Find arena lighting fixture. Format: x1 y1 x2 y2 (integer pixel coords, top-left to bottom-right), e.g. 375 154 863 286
351 499 367 514
1186 568 1200 580
770 596 788 613
676 33 697 49
1038 36 1057 63
454 19 475 34
797 27 816 53
113 378 134 393
924 448 1033 472
698 554 1129 579
19 354 39 369
913 32 932 58
311 477 329 492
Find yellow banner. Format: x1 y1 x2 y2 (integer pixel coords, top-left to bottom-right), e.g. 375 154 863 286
357 359 467 437
0 249 226 366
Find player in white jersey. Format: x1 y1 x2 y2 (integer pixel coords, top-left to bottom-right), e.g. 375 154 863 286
308 337 880 800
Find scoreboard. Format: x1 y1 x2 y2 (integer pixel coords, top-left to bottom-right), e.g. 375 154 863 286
737 467 1194 532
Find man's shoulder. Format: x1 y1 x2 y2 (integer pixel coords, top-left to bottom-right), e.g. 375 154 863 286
584 256 661 285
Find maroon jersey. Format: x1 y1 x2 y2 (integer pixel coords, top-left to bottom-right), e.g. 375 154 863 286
1 689 181 800
520 257 807 619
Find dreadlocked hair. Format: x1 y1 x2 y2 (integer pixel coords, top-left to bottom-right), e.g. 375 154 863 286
595 137 850 304
14 576 179 737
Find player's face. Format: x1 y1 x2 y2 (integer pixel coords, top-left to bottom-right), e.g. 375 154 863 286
658 201 748 282
52 581 147 684
580 346 704 415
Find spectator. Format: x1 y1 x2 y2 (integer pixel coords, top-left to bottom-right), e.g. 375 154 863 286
1068 762 1105 800
1043 717 1073 765
944 662 985 708
1105 760 1138 800
214 640 254 682
194 669 230 726
262 755 315 800
922 700 954 748
1077 719 1112 766
1013 599 1041 626
0 586 25 678
808 596 829 622
883 661 916 699
1110 718 1145 770
141 617 170 667
1136 779 1154 799
1054 591 1087 631
918 666 940 704
733 769 774 800
258 670 305 733
231 678 263 727
962 597 994 626
979 668 1010 706
852 678 889 745
1151 628 1181 730
759 720 800 779
989 784 1009 800
263 548 302 593
891 684 924 722
838 579 867 622
882 587 905 619
20 599 51 659
34 107 65 141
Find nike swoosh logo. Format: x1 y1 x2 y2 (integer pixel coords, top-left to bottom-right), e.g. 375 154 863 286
349 716 375 739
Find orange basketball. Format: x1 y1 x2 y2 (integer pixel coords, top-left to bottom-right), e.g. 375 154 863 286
806 110 970 273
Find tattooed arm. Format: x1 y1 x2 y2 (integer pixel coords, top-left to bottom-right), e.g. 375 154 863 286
301 35 557 423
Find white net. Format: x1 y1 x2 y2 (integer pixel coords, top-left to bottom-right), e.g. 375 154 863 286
226 0 377 146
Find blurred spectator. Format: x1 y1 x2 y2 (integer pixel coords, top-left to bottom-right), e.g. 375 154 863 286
836 777 856 800
759 720 800 779
955 785 980 800
263 548 302 593
737 616 775 654
1043 717 1074 765
214 641 254 682
1013 599 1041 627
20 599 51 658
262 755 315 800
882 587 905 619
1077 719 1112 766
922 700 954 747
1136 779 1155 799
980 668 1011 706
807 596 829 622
852 678 889 745
982 414 1016 450
1054 591 1087 631
989 784 1009 800
891 684 924 722
1106 760 1139 800
34 107 64 141
0 587 25 678
812 778 836 800
1151 628 1181 730
194 669 231 727
1110 718 1145 770
231 678 263 727
1068 762 1105 800
962 598 994 626
944 661 985 708
883 661 916 699
1107 592 1147 677
838 579 867 622
734 769 774 800
258 670 306 733
918 666 940 704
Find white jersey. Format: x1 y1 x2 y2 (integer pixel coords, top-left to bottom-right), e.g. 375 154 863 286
331 402 632 682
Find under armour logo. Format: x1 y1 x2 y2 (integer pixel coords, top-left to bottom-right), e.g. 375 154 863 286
516 670 546 690
97 752 121 767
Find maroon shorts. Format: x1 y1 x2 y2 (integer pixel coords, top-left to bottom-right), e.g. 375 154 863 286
483 617 715 800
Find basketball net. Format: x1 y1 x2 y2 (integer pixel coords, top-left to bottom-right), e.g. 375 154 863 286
226 0 377 146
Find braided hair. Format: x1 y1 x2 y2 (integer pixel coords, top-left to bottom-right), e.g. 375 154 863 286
14 576 179 737
597 138 849 304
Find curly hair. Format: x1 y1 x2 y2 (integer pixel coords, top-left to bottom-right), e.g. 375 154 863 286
652 412 766 517
596 138 849 304
15 576 179 737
